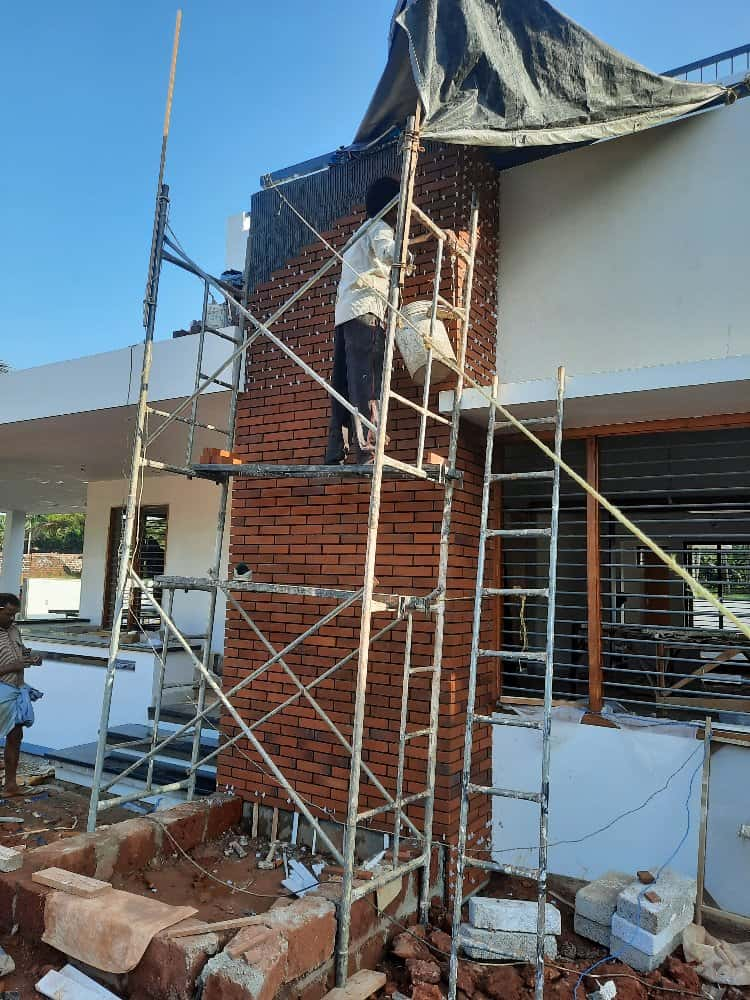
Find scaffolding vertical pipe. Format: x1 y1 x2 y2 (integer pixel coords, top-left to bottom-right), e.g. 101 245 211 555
447 373 498 1000
416 238 444 471
695 716 712 925
335 108 422 987
419 193 480 925
87 185 170 833
533 365 565 1000
186 315 243 799
393 613 415 867
87 10 181 832
147 588 175 790
186 278 210 467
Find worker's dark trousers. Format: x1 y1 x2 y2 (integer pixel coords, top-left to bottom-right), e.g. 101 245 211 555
324 314 385 464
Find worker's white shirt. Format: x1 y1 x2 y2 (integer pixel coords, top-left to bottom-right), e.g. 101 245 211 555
334 218 396 326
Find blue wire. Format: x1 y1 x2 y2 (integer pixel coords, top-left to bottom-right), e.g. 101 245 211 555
573 735 707 998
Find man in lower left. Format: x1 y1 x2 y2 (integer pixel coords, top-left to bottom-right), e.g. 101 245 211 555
0 593 44 795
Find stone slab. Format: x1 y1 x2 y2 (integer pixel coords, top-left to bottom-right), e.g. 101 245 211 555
460 923 556 962
573 913 610 949
32 867 111 898
468 896 561 935
610 912 691 973
574 872 633 926
616 869 696 935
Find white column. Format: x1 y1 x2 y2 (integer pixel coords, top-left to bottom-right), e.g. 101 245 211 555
0 510 26 597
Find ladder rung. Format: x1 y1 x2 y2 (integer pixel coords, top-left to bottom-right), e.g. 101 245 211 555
404 728 431 741
357 790 428 823
479 649 547 662
469 783 541 804
482 587 548 598
486 528 551 538
494 416 556 431
409 665 436 675
205 326 242 344
474 713 543 731
490 470 554 482
465 856 540 879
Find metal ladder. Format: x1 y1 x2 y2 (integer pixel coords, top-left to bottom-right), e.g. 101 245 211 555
448 367 565 1000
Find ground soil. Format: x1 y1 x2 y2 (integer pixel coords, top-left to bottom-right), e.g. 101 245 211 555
381 873 750 1000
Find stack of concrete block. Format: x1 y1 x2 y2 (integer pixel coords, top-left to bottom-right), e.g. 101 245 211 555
574 871 633 949
461 897 560 962
611 870 696 973
574 870 697 973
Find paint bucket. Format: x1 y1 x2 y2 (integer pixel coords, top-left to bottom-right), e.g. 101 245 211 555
396 300 456 385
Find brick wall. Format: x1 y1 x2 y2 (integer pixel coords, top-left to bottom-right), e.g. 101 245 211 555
219 145 500 881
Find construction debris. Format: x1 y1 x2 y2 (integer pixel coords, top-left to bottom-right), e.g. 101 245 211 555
587 981 617 1000
281 858 324 897
682 923 750 986
0 946 15 978
36 964 119 999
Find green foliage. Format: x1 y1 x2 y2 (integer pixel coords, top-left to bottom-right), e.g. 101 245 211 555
0 513 86 554
26 513 86 554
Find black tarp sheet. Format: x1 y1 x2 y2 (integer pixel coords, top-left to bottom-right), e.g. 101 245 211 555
354 0 726 148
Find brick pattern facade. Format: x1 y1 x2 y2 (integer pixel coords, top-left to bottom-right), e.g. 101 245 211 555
219 146 500 878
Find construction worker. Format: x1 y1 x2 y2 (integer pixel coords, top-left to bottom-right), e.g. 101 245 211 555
0 593 43 796
324 176 401 465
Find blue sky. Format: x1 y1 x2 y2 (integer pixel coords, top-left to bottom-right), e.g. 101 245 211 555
1 1 747 370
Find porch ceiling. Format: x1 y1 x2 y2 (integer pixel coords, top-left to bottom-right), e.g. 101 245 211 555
0 393 229 514
440 356 750 433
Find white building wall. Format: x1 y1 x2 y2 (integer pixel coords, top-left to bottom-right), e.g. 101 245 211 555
80 476 230 651
497 99 750 382
23 578 81 617
492 719 750 918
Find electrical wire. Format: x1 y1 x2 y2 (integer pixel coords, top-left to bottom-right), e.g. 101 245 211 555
572 737 707 998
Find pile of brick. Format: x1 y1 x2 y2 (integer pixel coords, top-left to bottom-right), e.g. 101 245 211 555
461 896 561 962
575 869 697 972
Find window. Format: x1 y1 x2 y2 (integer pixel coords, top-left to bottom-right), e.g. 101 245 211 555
684 542 750 630
103 506 169 632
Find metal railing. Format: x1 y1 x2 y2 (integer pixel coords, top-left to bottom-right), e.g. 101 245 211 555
664 43 750 82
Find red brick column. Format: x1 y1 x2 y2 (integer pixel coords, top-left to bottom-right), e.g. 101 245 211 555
219 146 499 894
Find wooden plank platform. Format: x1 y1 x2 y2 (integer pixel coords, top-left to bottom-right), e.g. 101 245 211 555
322 969 387 1000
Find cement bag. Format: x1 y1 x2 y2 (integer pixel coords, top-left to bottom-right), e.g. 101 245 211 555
682 924 750 986
396 300 456 385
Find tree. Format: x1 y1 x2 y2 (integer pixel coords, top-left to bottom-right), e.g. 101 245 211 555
0 361 8 374
25 514 86 554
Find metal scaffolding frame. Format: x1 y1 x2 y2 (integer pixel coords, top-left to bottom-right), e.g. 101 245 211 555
447 369 566 1000
86 69 482 982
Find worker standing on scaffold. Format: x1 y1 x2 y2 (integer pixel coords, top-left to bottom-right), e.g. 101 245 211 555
324 177 401 466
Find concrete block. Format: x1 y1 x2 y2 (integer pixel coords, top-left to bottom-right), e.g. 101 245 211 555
460 923 556 962
610 912 690 973
574 871 632 926
616 869 696 935
468 896 561 935
201 931 288 1000
0 847 23 873
573 913 610 949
